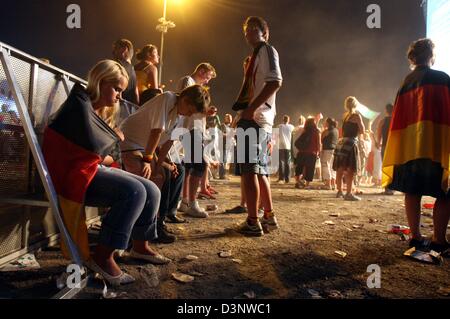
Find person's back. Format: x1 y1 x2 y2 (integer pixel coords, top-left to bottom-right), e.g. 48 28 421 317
120 92 178 151
298 127 320 155
342 116 359 138
135 63 150 93
278 123 295 150
322 127 338 150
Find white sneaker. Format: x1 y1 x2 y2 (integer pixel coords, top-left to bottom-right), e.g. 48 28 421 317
178 200 189 212
260 215 279 231
257 208 264 218
185 201 209 218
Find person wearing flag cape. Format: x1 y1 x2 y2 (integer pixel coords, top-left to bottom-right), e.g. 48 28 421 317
382 38 450 255
43 60 170 286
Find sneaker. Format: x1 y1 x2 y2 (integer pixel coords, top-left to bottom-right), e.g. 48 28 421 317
234 220 263 237
409 237 431 250
151 223 176 244
336 191 344 198
152 230 176 244
260 215 279 231
185 201 209 218
165 215 187 223
197 190 216 200
344 193 361 201
178 200 189 212
224 205 247 214
257 208 264 218
429 242 450 256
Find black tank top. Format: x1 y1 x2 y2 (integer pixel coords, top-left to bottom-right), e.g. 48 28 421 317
343 119 359 138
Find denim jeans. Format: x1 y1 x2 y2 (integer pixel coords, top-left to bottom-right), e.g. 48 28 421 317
84 166 161 249
236 119 270 176
278 149 291 182
160 163 185 218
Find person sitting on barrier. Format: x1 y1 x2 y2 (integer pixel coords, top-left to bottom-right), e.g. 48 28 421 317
119 85 211 239
134 44 162 105
43 60 171 287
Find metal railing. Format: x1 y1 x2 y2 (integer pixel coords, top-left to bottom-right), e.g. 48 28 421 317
0 41 86 269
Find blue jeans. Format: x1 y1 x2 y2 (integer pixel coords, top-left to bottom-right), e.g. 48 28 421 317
160 163 185 219
84 166 161 249
236 119 270 176
278 149 291 182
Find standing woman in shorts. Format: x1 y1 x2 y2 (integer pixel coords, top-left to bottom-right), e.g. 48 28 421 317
333 96 365 201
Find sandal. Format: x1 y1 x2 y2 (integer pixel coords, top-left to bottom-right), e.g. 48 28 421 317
85 259 135 287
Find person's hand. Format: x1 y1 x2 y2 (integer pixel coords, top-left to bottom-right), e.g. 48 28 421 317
142 162 152 179
267 141 273 156
240 107 255 121
169 163 179 178
210 161 219 169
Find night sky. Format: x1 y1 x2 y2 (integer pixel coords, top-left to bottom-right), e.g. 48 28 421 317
0 0 425 124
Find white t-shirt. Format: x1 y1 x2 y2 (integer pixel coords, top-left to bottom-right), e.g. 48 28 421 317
177 75 196 92
278 123 295 150
120 92 180 151
251 43 283 133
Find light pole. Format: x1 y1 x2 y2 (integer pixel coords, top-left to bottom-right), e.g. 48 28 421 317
156 0 176 86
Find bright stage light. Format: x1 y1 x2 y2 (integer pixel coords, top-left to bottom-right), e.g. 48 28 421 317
426 0 450 74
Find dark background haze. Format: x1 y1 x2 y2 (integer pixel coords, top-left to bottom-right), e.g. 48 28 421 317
0 0 426 124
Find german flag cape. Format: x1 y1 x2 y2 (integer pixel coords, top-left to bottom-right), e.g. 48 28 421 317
43 83 119 260
382 66 450 191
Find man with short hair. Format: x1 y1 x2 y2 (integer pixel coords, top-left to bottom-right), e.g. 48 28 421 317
277 115 295 183
233 16 283 236
178 63 216 90
113 39 139 123
177 63 217 217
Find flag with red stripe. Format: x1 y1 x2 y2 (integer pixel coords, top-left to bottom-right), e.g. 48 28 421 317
382 66 450 191
43 83 119 260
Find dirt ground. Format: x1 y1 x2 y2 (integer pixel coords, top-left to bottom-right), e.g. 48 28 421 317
1 175 449 299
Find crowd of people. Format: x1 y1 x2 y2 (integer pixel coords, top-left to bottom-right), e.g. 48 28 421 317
39 14 449 286
269 99 394 201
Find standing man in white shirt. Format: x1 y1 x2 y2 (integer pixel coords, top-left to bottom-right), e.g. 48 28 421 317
177 63 218 217
277 115 295 183
233 16 283 236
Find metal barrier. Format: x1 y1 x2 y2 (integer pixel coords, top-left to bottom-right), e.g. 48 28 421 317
0 41 89 270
